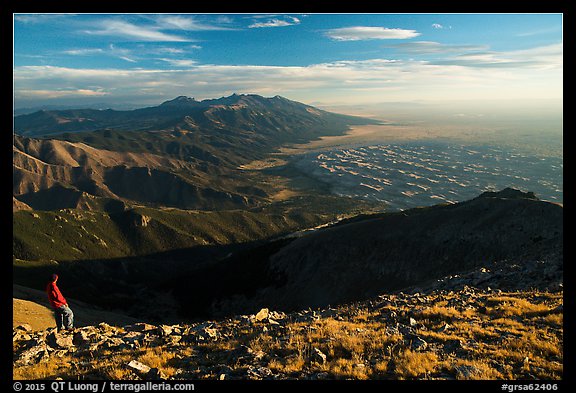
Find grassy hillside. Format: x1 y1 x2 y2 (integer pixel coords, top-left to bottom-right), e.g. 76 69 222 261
13 194 378 263
13 285 139 331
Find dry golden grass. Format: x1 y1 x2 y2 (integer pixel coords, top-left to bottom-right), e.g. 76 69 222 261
329 358 370 379
393 349 439 379
415 305 461 322
486 296 552 318
14 289 563 380
268 356 306 374
544 313 562 326
137 347 179 378
13 355 74 380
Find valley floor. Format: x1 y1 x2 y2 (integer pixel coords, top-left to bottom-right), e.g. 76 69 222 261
13 287 562 381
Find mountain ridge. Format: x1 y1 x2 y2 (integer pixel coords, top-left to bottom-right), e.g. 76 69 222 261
172 188 562 318
13 94 380 213
14 94 379 137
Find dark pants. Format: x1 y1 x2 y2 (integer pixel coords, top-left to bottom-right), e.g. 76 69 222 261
54 305 74 330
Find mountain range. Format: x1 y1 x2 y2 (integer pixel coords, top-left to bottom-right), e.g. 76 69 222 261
13 94 562 326
14 93 376 139
13 94 378 212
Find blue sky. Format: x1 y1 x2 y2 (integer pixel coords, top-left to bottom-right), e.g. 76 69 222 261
13 13 563 110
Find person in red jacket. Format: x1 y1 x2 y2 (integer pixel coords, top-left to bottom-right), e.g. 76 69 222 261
46 273 74 331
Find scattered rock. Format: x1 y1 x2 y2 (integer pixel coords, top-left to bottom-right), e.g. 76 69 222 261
47 331 74 349
13 272 563 381
454 364 482 379
311 347 327 364
73 330 92 347
444 339 463 352
254 308 269 322
157 325 173 336
146 368 167 380
14 341 49 366
127 360 151 376
247 366 273 379
409 336 428 351
269 311 286 320
202 327 219 340
126 323 157 333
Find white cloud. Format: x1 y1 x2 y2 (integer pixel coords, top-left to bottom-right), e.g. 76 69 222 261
154 15 236 31
157 58 197 67
119 56 138 63
388 41 488 54
58 43 202 66
432 43 562 69
14 45 562 108
431 23 452 30
516 26 561 37
248 16 301 29
16 88 109 99
84 19 190 42
14 14 75 24
325 26 420 41
61 48 106 56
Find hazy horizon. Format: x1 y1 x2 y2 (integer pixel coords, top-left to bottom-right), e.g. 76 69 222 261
14 13 562 113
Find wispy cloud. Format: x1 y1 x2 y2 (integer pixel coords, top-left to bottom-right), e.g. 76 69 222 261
73 44 139 62
58 43 202 66
387 41 488 54
153 15 236 31
248 16 301 29
16 88 109 99
156 58 197 67
84 19 190 42
516 26 561 37
430 43 562 69
61 48 106 56
14 14 75 24
325 26 420 41
431 23 452 30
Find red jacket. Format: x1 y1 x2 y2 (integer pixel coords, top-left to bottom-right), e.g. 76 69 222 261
46 281 67 309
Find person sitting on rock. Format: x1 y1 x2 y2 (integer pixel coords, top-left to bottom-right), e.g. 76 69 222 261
46 273 74 332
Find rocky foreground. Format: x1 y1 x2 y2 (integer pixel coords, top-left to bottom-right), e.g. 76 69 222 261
13 253 563 380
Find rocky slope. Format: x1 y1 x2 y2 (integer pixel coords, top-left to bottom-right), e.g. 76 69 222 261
13 260 563 380
169 188 563 318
